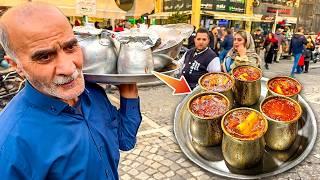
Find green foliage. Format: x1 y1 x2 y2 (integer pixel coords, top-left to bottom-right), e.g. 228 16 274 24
166 11 189 24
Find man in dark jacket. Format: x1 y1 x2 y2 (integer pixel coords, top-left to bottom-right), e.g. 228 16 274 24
253 29 265 56
289 27 307 77
178 28 221 89
219 28 233 63
209 25 220 56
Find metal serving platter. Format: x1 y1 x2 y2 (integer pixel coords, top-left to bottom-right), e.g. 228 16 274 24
174 77 317 179
84 62 178 84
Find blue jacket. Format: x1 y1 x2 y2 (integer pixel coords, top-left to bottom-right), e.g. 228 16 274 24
221 34 234 51
289 33 307 54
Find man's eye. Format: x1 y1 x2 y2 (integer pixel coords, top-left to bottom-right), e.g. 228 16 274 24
64 44 78 51
34 53 54 63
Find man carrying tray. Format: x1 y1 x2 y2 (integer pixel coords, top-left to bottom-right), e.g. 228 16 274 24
0 2 142 179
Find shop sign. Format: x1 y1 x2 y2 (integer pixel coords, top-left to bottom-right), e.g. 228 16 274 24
261 15 275 21
267 7 291 15
201 0 245 13
163 0 192 12
76 0 97 15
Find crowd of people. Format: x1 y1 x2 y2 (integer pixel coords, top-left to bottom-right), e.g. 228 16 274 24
181 25 320 89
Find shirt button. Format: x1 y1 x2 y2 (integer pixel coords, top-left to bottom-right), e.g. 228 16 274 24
189 62 191 64
183 71 185 73
105 169 109 177
99 146 104 152
51 106 56 112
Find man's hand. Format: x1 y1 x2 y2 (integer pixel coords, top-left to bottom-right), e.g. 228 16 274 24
118 84 138 98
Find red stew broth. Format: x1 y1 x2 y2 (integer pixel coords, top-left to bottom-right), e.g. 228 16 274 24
233 66 261 81
224 109 266 139
268 77 300 96
200 74 233 92
190 94 229 118
262 97 300 122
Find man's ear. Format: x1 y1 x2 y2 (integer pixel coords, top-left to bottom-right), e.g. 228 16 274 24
4 55 24 78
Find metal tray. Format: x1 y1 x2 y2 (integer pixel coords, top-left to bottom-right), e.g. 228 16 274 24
84 62 178 84
174 77 317 179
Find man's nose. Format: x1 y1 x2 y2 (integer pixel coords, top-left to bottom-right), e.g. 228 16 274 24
55 52 76 76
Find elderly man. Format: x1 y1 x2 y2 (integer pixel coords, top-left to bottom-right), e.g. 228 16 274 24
179 28 221 89
0 3 142 179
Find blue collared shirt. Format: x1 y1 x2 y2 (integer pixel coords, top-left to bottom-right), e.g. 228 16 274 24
0 81 142 179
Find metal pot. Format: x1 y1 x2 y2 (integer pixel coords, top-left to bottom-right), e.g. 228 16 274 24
266 76 302 102
78 34 117 74
198 72 235 107
260 96 302 150
117 44 154 74
221 108 268 169
232 65 262 106
187 92 231 146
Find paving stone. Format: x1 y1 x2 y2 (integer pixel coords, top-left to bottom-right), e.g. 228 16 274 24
160 159 174 166
180 161 192 168
153 172 166 179
147 154 156 160
144 159 153 166
169 163 181 171
136 172 150 180
176 158 185 164
151 162 162 169
176 169 188 176
136 156 146 163
121 160 132 166
126 154 138 160
131 162 140 168
121 166 131 172
132 149 142 155
145 168 157 175
136 164 148 171
153 155 164 161
191 171 204 177
121 174 131 180
158 166 170 173
197 174 211 180
149 147 158 153
165 171 175 178
127 168 139 176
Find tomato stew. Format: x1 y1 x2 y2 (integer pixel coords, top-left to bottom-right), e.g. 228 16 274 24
200 73 233 92
190 94 229 118
233 66 261 81
268 77 300 96
224 109 266 139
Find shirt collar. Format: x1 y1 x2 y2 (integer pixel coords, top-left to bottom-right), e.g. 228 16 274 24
194 47 208 56
22 81 90 115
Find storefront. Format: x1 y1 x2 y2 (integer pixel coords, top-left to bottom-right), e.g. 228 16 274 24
253 0 299 33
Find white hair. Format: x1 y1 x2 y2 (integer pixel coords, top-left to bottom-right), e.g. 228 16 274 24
0 23 18 62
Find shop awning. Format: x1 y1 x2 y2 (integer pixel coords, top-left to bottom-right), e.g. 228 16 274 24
32 0 127 19
0 0 28 7
126 0 154 18
202 11 273 22
148 11 191 20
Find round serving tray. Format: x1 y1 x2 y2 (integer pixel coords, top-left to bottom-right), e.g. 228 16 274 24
84 62 178 84
174 77 317 179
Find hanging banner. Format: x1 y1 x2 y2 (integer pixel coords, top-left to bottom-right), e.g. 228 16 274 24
76 0 97 15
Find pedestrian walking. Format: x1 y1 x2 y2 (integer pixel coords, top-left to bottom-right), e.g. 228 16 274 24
264 32 278 70
219 28 234 63
253 28 265 56
0 3 142 179
289 27 308 77
302 36 315 73
222 30 261 73
274 28 286 63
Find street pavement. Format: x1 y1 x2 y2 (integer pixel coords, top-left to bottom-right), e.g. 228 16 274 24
106 59 320 180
